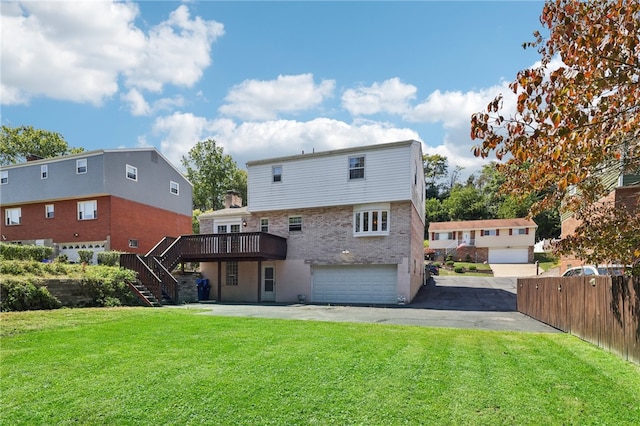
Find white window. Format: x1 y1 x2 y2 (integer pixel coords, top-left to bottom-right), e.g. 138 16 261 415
483 229 498 236
436 232 454 240
45 204 54 219
349 156 365 180
260 218 269 233
77 200 97 220
272 165 282 183
226 261 238 286
1 171 7 184
126 164 137 181
514 228 527 235
170 181 179 195
353 204 390 236
129 239 139 249
41 165 48 179
5 208 21 225
289 216 302 232
76 159 87 174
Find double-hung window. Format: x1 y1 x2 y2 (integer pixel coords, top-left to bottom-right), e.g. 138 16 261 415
77 200 97 220
353 204 389 236
45 204 54 219
5 208 21 225
170 181 179 195
348 156 365 180
272 165 282 183
0 171 7 184
126 164 137 181
260 218 269 232
482 229 498 236
76 159 87 174
288 216 302 232
41 165 48 179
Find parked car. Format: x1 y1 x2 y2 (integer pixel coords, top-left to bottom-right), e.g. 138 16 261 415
562 265 624 277
426 263 439 276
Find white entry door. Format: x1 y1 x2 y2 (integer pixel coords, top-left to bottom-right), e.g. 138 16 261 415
462 232 471 245
262 266 275 302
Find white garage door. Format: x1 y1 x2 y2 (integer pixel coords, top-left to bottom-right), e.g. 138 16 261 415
488 248 528 264
313 264 397 304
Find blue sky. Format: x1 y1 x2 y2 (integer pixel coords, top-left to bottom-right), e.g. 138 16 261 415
1 1 546 177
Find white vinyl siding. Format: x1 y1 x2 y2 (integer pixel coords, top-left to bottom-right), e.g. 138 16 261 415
248 141 419 212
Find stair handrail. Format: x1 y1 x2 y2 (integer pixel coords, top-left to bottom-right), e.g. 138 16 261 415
151 257 179 302
120 253 163 302
146 236 177 257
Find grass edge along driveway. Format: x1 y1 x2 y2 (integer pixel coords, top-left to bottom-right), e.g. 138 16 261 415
2 307 640 425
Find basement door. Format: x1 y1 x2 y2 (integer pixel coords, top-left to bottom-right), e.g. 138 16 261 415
262 266 275 302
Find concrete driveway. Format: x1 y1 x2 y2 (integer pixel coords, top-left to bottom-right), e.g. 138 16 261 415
490 263 539 277
174 276 558 333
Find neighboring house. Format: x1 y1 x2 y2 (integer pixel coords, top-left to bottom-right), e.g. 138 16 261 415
0 148 193 262
560 172 640 273
125 140 426 306
428 218 537 264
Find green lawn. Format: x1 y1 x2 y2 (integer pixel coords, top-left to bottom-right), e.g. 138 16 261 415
2 308 640 425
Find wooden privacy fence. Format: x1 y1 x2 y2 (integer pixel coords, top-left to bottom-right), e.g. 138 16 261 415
517 276 639 364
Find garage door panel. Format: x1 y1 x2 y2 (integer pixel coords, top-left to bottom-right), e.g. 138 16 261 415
489 248 528 264
313 265 397 304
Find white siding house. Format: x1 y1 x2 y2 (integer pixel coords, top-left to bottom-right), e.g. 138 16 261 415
199 140 426 305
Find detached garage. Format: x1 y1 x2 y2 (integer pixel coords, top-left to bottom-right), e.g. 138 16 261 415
312 264 398 304
488 248 529 264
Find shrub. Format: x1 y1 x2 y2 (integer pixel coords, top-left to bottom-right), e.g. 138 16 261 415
80 266 137 307
465 254 472 262
468 265 478 271
55 254 69 263
446 255 453 262
0 243 53 262
445 260 455 267
77 250 94 264
454 266 465 273
97 251 121 267
0 279 62 312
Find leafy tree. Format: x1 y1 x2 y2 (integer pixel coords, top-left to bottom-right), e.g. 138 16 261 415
424 197 449 238
181 139 246 211
470 0 639 269
0 125 83 165
442 185 490 221
423 154 449 199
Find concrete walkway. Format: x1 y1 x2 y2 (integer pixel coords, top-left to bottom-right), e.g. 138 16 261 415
172 276 558 333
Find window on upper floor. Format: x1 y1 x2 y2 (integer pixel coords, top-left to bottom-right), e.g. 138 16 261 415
126 164 137 181
129 239 139 249
77 200 97 220
354 204 389 236
349 156 365 180
289 216 302 232
226 261 238 286
5 208 21 226
260 218 269 233
1 170 8 185
45 204 54 219
434 232 454 240
511 228 528 235
76 159 87 174
272 165 282 183
482 229 498 236
41 165 48 179
170 181 179 195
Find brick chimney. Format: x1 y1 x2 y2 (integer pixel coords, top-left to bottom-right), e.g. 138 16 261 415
224 190 242 209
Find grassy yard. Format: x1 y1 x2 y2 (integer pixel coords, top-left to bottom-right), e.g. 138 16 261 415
436 262 493 277
2 308 640 425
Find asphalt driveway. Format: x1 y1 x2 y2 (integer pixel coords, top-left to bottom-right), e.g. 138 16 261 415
174 276 558 333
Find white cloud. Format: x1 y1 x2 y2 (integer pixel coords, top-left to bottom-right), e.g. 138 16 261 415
121 89 151 116
152 112 419 169
341 78 417 116
219 74 336 121
1 1 223 105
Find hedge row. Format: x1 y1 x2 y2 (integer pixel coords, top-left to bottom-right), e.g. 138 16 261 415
0 243 53 262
